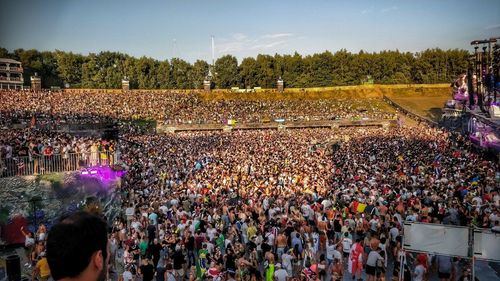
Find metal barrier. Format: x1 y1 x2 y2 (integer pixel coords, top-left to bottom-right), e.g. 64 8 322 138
0 152 118 178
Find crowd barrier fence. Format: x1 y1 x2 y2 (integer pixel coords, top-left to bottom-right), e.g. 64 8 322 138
0 152 117 178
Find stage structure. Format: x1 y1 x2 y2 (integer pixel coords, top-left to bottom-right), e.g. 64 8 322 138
441 38 500 160
469 37 499 112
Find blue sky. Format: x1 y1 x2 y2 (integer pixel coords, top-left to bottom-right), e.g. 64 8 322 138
1 0 499 63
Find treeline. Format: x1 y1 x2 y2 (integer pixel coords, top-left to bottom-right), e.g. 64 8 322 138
0 47 469 89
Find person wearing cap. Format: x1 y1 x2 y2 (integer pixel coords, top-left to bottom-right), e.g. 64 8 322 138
273 263 288 281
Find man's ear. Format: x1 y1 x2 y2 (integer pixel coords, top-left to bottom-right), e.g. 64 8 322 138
93 250 104 271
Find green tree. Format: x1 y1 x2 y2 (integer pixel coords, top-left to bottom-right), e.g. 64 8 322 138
55 50 84 87
135 56 159 89
39 51 62 87
331 49 355 85
157 60 171 89
255 54 275 88
170 58 193 89
0 47 10 58
282 52 304 88
214 55 238 89
15 49 42 86
0 46 472 88
307 51 335 87
239 57 258 88
191 60 209 89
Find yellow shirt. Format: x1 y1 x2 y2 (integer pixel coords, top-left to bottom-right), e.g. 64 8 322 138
36 258 51 278
247 226 257 239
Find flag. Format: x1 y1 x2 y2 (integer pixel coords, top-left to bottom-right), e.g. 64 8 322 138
356 203 367 213
196 258 205 279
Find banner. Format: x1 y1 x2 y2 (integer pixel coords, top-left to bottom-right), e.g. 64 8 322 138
473 229 500 261
403 222 469 257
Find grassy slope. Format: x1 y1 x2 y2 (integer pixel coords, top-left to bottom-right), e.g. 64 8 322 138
383 86 451 122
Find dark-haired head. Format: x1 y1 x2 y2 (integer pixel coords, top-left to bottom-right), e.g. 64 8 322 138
47 211 109 281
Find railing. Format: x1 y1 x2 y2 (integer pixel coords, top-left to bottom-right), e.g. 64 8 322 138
0 76 23 82
0 152 118 178
0 66 6 70
8 66 22 72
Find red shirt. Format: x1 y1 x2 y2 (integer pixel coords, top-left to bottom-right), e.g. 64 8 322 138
43 147 53 156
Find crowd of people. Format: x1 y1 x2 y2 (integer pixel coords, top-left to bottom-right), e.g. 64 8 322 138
0 128 116 176
2 90 498 281
0 90 395 127
103 125 498 281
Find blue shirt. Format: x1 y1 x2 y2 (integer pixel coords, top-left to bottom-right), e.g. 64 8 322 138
291 237 303 253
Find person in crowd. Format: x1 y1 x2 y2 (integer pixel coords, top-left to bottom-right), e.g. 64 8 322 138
46 212 109 281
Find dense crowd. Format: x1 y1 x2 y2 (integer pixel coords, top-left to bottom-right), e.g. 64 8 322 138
0 90 395 127
0 128 116 176
4 90 498 281
98 126 497 281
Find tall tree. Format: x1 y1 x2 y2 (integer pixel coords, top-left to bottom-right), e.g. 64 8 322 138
170 58 193 89
157 60 171 89
282 52 304 88
239 57 258 88
214 55 238 88
255 54 275 88
55 50 84 87
191 60 209 89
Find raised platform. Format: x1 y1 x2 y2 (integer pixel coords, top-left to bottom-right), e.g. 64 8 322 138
157 119 396 133
468 107 500 131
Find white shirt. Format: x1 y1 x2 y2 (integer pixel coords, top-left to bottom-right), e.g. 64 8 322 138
125 207 135 217
274 268 289 281
369 219 379 231
207 228 217 241
311 232 320 252
166 271 176 281
281 253 294 271
333 249 342 261
38 232 46 242
390 227 399 242
265 232 275 246
123 270 133 281
341 237 352 253
414 264 426 281
326 243 336 260
321 199 332 209
366 251 383 267
25 237 35 248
